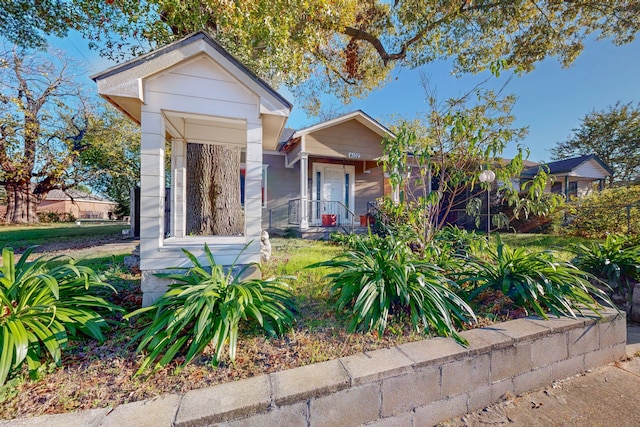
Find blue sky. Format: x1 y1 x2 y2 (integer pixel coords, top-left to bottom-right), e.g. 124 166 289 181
54 34 640 164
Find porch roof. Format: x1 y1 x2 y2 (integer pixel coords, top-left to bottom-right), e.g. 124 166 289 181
91 31 292 150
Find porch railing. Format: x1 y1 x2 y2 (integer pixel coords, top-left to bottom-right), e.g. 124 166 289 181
267 199 357 233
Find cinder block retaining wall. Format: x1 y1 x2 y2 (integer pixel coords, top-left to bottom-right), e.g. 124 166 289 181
5 310 625 427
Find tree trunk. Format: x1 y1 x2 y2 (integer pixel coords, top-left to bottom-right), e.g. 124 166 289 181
186 143 244 236
4 182 39 223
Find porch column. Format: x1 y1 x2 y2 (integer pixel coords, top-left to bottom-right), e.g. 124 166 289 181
170 138 186 238
564 175 569 199
299 153 309 229
139 108 166 268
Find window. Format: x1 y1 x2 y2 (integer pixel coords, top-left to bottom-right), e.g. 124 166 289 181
568 181 578 198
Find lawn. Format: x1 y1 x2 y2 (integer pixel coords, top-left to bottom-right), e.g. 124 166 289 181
0 222 129 251
0 232 609 419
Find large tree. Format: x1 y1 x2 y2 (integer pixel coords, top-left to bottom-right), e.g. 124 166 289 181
2 1 639 111
550 102 640 185
0 48 96 223
78 106 141 217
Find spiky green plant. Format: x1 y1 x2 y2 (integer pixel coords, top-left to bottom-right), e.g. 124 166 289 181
570 234 640 300
458 235 615 319
0 247 121 385
309 232 475 343
125 244 296 374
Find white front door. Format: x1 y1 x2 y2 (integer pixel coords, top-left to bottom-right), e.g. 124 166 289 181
312 163 355 226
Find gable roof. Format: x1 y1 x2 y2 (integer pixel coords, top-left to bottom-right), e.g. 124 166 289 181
91 31 291 113
522 154 614 177
291 110 394 139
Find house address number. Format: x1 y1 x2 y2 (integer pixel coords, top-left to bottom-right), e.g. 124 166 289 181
348 152 361 159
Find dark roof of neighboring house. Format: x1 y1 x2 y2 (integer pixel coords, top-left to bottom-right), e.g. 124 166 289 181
91 31 292 111
45 189 115 204
521 154 614 177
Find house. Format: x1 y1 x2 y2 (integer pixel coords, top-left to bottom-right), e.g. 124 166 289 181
93 31 291 305
262 111 396 234
38 189 117 220
521 154 613 199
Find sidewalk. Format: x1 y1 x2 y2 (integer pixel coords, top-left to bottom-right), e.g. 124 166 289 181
439 325 640 427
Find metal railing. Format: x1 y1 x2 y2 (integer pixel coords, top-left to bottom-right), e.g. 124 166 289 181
267 199 357 233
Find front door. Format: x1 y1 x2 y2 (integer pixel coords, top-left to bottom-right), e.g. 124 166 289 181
312 163 355 226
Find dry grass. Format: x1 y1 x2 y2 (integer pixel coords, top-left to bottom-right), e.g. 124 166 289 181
0 238 431 420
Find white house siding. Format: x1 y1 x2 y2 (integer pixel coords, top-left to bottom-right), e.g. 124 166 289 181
139 57 264 271
573 160 610 179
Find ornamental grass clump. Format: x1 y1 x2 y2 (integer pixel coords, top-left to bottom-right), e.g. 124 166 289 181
309 232 475 344
0 246 122 386
458 235 615 319
570 234 640 302
125 244 296 374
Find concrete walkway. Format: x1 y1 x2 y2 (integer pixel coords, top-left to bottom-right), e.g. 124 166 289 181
440 325 640 427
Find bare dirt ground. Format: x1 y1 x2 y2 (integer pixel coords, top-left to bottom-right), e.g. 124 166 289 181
30 237 139 259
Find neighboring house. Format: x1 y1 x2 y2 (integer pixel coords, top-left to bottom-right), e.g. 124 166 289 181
263 111 396 232
38 189 117 220
521 154 613 199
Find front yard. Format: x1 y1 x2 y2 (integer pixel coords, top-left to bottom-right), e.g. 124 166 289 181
0 231 634 420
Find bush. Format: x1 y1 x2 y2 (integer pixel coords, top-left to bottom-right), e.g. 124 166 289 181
125 244 296 374
571 234 640 302
36 211 76 223
434 225 487 257
0 247 121 385
457 235 615 319
562 185 640 238
309 232 476 343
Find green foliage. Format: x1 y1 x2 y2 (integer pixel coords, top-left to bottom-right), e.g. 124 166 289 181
36 211 76 224
4 1 637 114
561 185 640 238
550 102 640 185
0 247 121 385
125 244 296 374
571 234 640 299
458 236 614 319
309 232 476 343
569 187 640 237
434 226 487 257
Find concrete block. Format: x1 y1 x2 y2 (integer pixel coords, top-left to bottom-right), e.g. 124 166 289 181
599 316 626 348
380 366 440 417
584 346 623 370
568 323 599 357
413 394 468 427
142 291 166 307
527 316 587 333
140 270 173 293
309 383 380 427
397 337 468 368
100 394 181 427
441 354 491 396
467 384 493 412
271 359 350 406
363 412 412 427
551 356 585 381
220 402 308 427
339 347 413 386
491 342 532 382
459 328 513 353
513 366 552 395
490 378 515 402
490 318 552 342
0 409 109 427
531 333 568 368
175 375 270 426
